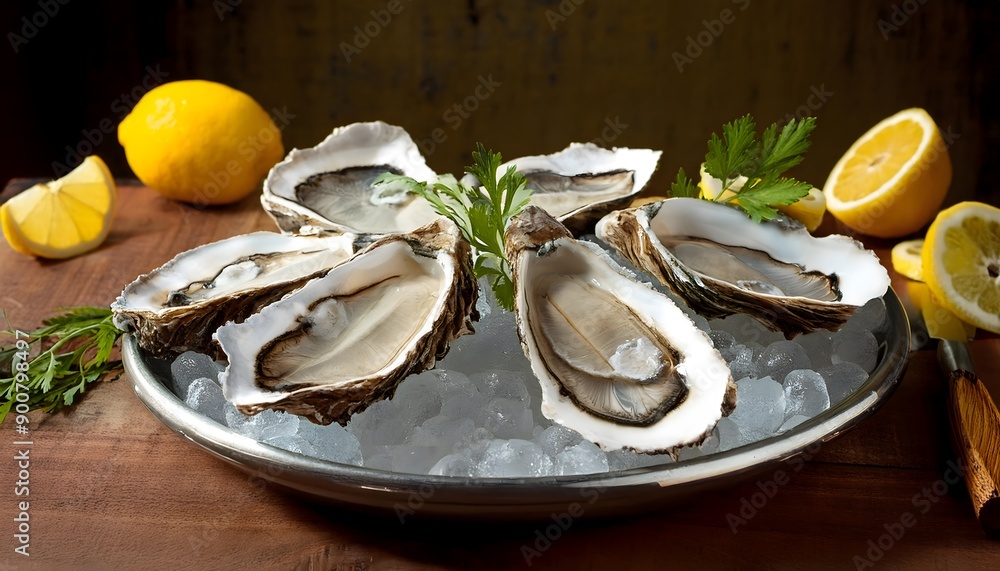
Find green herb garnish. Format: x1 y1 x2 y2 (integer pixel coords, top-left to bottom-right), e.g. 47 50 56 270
0 306 123 424
672 115 817 222
374 144 533 311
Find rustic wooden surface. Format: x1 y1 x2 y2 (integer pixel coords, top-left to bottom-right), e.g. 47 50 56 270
1 182 1000 570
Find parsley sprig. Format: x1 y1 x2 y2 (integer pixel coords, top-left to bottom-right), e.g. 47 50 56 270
375 144 533 311
0 307 123 424
671 115 817 223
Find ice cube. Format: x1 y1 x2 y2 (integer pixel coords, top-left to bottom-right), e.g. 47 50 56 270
782 369 831 419
778 414 810 433
171 351 224 396
534 425 584 457
472 370 532 404
606 449 671 471
608 337 664 381
346 399 408 452
712 313 784 346
726 344 757 381
709 330 737 353
228 409 298 440
475 439 554 478
677 428 720 461
715 417 744 451
266 434 316 456
832 330 879 373
554 441 610 475
796 330 834 369
298 421 364 466
843 297 888 336
184 377 226 424
728 376 786 443
818 362 870 404
756 340 811 384
430 440 490 477
479 398 535 440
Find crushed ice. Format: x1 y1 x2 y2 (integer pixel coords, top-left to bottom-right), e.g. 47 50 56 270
172 276 887 477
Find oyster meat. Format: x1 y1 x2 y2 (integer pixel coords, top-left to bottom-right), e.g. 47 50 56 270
505 206 735 453
112 231 358 356
262 121 440 235
597 198 891 337
215 219 478 425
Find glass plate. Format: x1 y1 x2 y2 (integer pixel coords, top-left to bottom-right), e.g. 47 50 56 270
123 290 910 520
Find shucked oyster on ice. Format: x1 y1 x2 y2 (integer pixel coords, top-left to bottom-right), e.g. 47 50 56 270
215 218 478 425
505 206 736 453
597 198 891 337
467 143 661 235
111 231 358 357
262 121 440 235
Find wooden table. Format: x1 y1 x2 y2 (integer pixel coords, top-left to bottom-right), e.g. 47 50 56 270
1 182 998 570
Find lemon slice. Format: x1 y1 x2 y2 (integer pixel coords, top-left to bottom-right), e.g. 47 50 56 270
1 156 117 259
907 282 975 341
922 201 1000 334
823 108 951 238
891 239 925 281
698 164 825 232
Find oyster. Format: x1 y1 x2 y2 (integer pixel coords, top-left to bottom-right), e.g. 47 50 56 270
469 143 661 235
112 231 358 357
216 219 478 425
505 206 735 453
596 198 891 337
262 121 440 235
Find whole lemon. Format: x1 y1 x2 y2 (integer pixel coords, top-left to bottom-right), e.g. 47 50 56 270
118 80 285 205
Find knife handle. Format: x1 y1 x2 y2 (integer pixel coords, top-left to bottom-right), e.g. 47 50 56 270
948 369 1000 539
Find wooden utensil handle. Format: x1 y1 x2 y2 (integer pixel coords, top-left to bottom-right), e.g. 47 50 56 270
948 369 1000 539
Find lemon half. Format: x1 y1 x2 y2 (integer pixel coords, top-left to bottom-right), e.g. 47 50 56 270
823 108 951 238
922 201 1000 334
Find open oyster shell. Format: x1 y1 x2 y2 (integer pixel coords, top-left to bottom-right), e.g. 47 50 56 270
596 198 891 337
215 218 478 425
506 206 735 453
111 231 359 357
468 143 661 235
262 121 440 235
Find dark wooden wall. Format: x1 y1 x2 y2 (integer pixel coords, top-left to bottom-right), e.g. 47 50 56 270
2 0 997 208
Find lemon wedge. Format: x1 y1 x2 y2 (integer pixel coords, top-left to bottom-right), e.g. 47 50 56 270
698 164 825 232
1 156 117 259
823 108 951 238
922 201 1000 334
891 239 925 281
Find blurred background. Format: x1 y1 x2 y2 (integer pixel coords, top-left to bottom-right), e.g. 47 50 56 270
1 0 997 205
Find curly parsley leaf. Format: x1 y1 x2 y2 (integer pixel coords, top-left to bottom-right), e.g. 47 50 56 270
374 145 533 311
1 307 123 424
670 115 817 222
